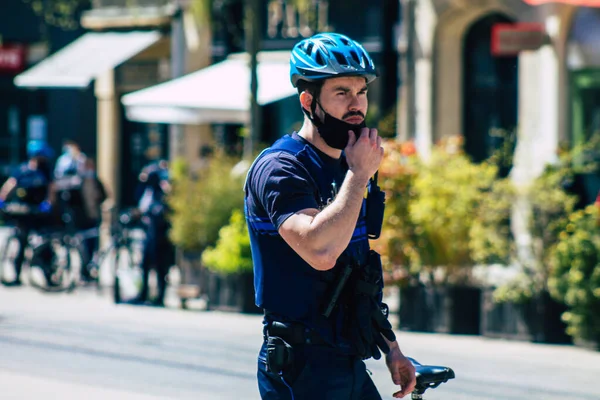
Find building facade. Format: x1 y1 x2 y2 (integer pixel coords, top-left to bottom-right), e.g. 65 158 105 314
0 0 95 179
410 0 600 201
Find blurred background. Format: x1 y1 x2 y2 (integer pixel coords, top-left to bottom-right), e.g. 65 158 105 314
0 0 599 399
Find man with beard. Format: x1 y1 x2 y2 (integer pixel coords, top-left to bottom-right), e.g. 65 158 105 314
244 33 416 399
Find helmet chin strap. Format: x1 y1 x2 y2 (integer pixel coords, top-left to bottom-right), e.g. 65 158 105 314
307 100 327 125
301 97 322 126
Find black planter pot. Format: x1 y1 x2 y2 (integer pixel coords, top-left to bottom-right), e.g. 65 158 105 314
574 337 600 352
176 249 261 314
480 288 572 344
398 284 481 335
206 270 262 315
176 250 207 308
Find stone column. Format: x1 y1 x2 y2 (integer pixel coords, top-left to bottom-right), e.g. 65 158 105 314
95 69 120 208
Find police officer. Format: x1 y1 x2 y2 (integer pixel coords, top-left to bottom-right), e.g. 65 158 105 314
244 33 417 399
127 159 173 307
0 140 55 286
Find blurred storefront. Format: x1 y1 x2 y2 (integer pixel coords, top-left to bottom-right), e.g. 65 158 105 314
14 29 170 207
0 0 51 179
565 5 600 204
407 0 600 193
567 6 600 148
406 0 532 164
11 0 181 207
121 0 401 161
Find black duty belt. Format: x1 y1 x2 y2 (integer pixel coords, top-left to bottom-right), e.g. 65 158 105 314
266 321 328 346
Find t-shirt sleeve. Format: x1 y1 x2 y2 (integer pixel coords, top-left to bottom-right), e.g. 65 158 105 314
251 152 319 229
11 165 25 182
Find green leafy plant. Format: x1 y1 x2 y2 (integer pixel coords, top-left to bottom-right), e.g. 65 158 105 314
490 159 578 304
371 139 420 284
377 136 499 286
469 178 516 266
571 131 600 174
549 205 600 345
408 137 498 284
167 151 245 253
201 209 253 274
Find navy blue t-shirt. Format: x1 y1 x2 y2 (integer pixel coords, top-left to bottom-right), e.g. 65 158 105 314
253 134 346 230
246 133 372 354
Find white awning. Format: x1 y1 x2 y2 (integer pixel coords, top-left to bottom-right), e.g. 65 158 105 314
14 31 161 88
121 51 296 125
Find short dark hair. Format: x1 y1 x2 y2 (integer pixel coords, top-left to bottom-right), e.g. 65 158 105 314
296 80 323 99
63 139 79 148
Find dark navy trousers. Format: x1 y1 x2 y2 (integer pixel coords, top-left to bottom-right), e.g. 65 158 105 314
257 341 382 400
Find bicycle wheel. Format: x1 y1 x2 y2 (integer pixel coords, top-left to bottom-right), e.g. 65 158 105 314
72 235 100 288
28 234 76 293
0 234 23 285
112 242 144 304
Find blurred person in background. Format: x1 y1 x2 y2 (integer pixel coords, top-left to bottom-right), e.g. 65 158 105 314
126 159 173 307
53 140 104 281
0 140 55 286
54 139 86 179
79 157 108 279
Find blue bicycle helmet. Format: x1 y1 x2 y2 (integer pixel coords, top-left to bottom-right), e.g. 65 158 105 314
26 140 54 159
290 33 378 88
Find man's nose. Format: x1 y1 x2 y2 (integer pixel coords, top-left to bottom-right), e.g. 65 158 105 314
348 95 361 111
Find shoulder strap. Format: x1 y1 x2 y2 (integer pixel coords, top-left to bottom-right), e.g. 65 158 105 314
244 135 314 194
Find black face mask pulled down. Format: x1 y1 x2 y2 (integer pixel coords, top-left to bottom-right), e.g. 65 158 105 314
304 103 366 150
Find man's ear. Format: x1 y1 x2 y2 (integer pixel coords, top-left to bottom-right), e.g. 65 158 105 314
299 91 313 115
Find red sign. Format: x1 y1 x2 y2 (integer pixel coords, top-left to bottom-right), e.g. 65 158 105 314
523 0 600 5
491 23 546 56
0 44 26 73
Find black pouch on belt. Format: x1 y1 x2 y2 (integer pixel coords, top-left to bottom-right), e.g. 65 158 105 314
366 173 385 239
266 336 294 374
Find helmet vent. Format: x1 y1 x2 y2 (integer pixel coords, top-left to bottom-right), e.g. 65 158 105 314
362 55 370 67
315 50 325 66
350 51 360 64
332 51 347 66
340 37 351 46
306 42 314 56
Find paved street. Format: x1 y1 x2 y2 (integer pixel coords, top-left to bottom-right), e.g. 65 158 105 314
0 285 598 400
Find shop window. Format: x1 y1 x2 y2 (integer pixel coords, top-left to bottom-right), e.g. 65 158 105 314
462 14 518 170
567 9 600 207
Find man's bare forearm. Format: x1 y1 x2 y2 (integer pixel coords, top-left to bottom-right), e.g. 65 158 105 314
306 169 370 260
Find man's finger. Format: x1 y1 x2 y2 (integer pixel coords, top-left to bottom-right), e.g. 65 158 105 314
369 128 378 144
346 130 357 148
405 374 417 393
391 368 402 386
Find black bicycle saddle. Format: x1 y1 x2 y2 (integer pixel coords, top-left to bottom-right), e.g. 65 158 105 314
408 357 455 395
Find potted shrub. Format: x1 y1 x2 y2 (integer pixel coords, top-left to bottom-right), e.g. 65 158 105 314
202 209 261 314
563 132 600 209
372 139 420 286
167 151 246 307
549 205 600 350
378 136 497 335
472 160 575 344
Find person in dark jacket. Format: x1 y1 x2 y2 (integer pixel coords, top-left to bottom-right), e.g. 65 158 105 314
127 159 173 307
0 140 55 286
